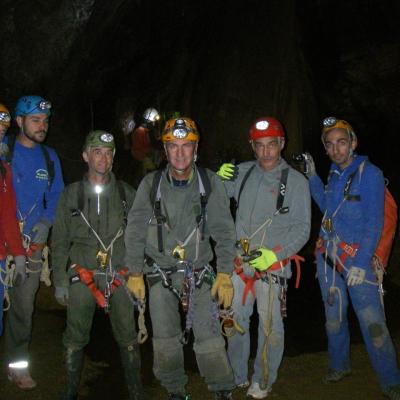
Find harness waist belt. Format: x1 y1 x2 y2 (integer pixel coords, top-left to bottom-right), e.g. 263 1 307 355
71 264 128 308
234 253 304 305
315 237 359 273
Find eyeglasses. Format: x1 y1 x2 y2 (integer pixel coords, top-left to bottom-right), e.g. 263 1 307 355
322 116 337 128
0 112 11 123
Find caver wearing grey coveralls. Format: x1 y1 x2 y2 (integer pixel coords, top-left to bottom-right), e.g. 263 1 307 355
124 165 237 396
225 159 311 389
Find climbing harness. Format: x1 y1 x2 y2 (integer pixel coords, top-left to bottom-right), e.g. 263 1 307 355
70 264 148 343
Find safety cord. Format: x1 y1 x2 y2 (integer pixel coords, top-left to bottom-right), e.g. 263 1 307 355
0 256 14 311
78 210 124 312
78 210 124 271
17 204 37 234
153 168 207 257
219 307 245 337
181 265 196 345
260 273 275 391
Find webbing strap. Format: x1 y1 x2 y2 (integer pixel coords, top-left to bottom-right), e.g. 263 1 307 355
237 165 255 210
72 264 129 308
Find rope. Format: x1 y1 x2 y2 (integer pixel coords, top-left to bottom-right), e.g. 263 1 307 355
137 301 148 344
40 246 51 286
1 257 14 311
260 273 275 390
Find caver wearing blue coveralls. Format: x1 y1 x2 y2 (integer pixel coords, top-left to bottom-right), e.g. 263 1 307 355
305 117 400 400
217 117 311 399
3 95 64 390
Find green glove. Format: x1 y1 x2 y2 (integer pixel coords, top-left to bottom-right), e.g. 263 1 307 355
216 163 239 181
248 248 278 271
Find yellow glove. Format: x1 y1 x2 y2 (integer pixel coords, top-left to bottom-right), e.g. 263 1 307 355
248 247 278 271
216 163 239 181
211 272 233 309
127 274 146 300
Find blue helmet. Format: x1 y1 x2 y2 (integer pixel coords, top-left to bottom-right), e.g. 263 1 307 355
15 95 52 118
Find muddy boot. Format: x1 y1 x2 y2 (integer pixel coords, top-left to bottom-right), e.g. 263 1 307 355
120 344 145 400
60 348 83 400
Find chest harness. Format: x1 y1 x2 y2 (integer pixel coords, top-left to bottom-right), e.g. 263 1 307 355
234 166 304 318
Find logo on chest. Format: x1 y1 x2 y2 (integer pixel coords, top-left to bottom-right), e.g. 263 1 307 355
35 169 48 181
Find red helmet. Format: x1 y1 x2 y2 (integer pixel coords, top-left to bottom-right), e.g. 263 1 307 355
249 117 285 140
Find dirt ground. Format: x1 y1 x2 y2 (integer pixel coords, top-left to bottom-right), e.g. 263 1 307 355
1 280 399 400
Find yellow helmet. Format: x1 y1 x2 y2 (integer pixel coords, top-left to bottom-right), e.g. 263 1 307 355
162 117 199 142
321 117 356 142
0 103 11 127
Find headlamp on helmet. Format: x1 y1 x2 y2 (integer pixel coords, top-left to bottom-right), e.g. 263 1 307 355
162 117 199 142
321 116 356 142
0 103 11 127
15 95 52 117
142 107 160 125
84 130 116 153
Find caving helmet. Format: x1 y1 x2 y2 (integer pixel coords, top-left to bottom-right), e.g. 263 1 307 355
15 95 52 117
0 103 11 127
321 116 356 142
142 107 160 128
249 117 285 141
84 130 115 154
162 117 199 143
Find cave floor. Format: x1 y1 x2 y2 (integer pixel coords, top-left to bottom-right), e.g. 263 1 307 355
1 283 399 400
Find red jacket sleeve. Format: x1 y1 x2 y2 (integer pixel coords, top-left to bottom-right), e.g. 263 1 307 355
0 161 25 258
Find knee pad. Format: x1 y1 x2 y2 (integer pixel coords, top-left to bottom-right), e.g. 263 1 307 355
326 319 341 334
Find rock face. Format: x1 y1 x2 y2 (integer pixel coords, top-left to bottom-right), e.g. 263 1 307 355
0 1 399 267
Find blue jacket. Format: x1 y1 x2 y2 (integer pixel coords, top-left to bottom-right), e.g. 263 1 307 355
6 139 64 235
309 154 384 270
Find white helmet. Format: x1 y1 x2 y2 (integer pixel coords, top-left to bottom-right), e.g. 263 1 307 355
142 107 160 126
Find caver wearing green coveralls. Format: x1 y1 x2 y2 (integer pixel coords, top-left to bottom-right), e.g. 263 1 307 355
52 130 145 400
124 117 236 400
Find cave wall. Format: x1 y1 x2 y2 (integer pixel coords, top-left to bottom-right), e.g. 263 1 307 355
1 0 399 274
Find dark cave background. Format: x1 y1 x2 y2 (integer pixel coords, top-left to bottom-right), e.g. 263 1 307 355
1 2 400 398
0 0 399 266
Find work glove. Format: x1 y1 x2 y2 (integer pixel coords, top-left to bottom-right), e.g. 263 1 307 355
216 163 239 181
13 255 27 286
303 152 316 178
211 272 233 309
31 218 51 244
347 266 366 286
127 274 146 300
248 247 278 271
55 286 69 306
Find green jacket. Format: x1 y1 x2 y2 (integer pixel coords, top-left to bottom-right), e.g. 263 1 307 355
124 165 236 274
52 173 135 287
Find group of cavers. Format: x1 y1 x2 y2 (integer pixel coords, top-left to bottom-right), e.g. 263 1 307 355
0 97 400 400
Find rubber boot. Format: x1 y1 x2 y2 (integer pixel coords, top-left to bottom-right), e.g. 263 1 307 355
120 344 145 400
60 348 84 400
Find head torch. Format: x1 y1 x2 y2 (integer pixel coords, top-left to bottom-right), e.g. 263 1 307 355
322 116 337 128
171 119 191 139
0 112 11 124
